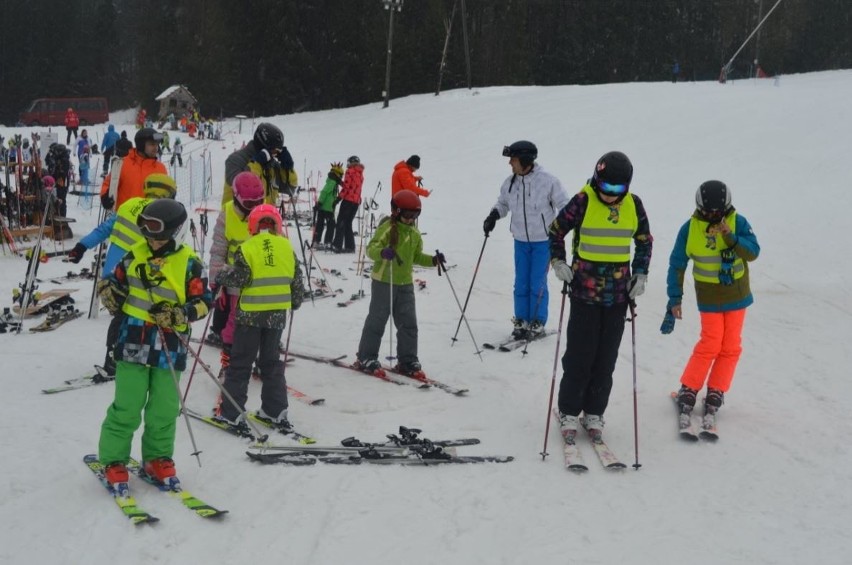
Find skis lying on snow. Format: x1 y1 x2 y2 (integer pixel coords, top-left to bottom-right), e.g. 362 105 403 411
337 289 367 307
286 351 429 389
42 365 113 394
183 407 315 445
550 409 626 471
483 329 557 352
286 385 324 406
246 426 507 466
29 308 83 332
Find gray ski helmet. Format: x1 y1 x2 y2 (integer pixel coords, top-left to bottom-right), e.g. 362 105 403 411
695 180 732 219
134 127 164 152
347 155 360 165
502 140 538 167
253 123 284 151
137 199 187 240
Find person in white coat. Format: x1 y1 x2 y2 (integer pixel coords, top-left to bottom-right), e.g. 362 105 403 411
483 140 569 340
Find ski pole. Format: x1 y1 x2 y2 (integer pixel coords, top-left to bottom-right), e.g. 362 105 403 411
16 184 53 332
386 258 396 362
450 233 489 346
628 301 642 470
181 287 221 403
286 195 314 306
540 281 569 461
437 250 483 360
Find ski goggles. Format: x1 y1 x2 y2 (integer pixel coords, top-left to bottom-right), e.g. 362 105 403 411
399 209 421 220
502 146 513 157
236 196 265 210
593 173 629 196
138 213 168 235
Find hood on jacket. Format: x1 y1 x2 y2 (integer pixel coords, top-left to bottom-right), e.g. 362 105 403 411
108 124 115 132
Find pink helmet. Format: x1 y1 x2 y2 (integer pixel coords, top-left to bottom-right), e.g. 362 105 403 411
248 204 283 235
232 172 265 212
42 175 56 189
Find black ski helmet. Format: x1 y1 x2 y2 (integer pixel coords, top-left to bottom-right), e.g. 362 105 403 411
253 123 284 151
502 140 538 167
695 180 732 221
137 199 187 240
134 128 164 152
592 151 633 189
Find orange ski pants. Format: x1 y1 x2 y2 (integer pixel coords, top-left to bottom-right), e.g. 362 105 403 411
680 309 746 393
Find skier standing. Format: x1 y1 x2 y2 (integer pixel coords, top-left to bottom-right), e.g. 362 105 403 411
99 128 167 210
221 122 296 206
170 137 183 167
548 151 652 439
95 199 211 487
312 162 343 248
65 107 79 145
664 181 760 416
332 155 364 253
354 190 444 375
208 172 266 367
482 140 569 339
391 155 430 200
213 204 304 428
101 125 120 177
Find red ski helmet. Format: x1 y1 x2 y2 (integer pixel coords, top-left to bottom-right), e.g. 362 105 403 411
391 189 422 219
247 204 283 235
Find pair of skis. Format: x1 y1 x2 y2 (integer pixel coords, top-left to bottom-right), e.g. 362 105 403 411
287 351 468 395
84 455 227 524
671 392 719 441
183 407 317 445
42 365 113 394
483 329 557 352
551 409 627 472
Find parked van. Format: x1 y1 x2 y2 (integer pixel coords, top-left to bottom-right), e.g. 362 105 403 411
18 97 109 127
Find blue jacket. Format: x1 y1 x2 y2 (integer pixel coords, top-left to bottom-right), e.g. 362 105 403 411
666 212 760 312
102 125 120 152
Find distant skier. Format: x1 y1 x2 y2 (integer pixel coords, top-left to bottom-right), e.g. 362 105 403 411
312 162 343 249
332 155 365 254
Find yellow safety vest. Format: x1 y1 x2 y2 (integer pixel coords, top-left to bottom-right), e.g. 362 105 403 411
576 185 637 262
238 232 295 312
223 201 252 266
108 197 150 251
686 213 744 284
122 241 195 332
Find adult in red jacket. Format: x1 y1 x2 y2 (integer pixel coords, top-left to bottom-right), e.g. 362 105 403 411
332 155 365 253
65 108 80 145
99 128 167 210
391 155 431 200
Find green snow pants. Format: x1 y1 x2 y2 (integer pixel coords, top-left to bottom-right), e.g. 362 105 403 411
98 361 181 465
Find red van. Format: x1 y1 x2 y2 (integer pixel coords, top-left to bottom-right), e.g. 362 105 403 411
18 97 109 127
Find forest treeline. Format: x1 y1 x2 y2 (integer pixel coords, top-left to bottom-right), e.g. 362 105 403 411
0 0 850 124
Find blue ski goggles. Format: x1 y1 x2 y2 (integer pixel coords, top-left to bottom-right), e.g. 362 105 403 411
593 173 629 196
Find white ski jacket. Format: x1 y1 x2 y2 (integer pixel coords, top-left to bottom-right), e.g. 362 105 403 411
492 164 569 242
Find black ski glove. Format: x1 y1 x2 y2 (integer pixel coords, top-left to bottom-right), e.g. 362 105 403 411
67 242 87 264
483 209 500 235
101 193 115 210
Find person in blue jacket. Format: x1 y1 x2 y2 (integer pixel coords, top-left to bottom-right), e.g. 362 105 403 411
101 124 121 177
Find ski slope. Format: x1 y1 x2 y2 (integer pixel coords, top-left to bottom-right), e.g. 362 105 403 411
1 70 851 565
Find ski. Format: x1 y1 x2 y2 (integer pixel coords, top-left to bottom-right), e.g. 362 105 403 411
337 290 367 307
246 449 512 466
483 330 557 352
43 366 114 394
286 385 325 406
246 412 317 444
83 454 159 525
341 427 481 449
29 308 83 332
700 403 719 441
384 365 468 395
287 351 430 389
671 392 700 442
581 418 627 469
551 409 588 472
128 458 228 519
183 407 259 440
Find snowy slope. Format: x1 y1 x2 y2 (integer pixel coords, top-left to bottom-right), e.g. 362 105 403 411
1 71 851 565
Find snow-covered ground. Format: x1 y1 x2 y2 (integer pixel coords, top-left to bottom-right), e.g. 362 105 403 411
1 71 851 565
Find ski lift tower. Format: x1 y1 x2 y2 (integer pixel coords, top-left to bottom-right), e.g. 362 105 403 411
719 0 784 83
382 0 404 109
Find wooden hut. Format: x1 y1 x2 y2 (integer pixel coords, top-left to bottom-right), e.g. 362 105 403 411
155 85 198 120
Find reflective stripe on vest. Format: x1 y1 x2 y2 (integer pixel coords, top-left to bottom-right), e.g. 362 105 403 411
108 197 150 251
121 241 195 331
576 185 637 262
686 214 744 283
238 233 295 312
223 202 251 265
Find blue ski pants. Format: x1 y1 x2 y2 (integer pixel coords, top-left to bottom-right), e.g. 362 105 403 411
513 239 550 325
